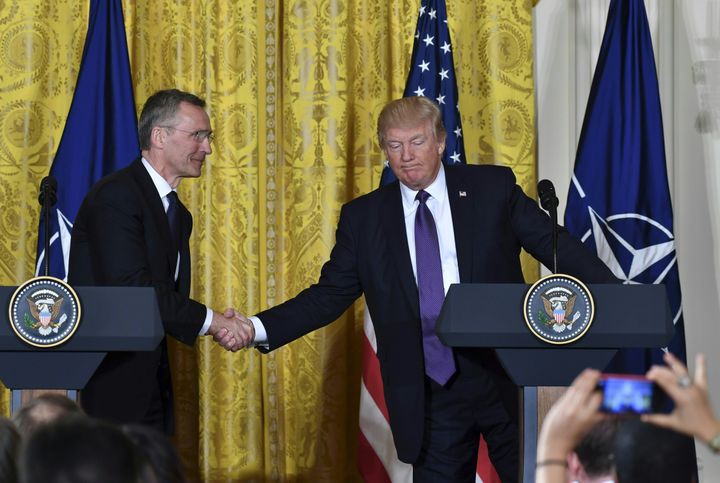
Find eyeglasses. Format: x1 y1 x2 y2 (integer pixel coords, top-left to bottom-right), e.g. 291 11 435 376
159 126 215 144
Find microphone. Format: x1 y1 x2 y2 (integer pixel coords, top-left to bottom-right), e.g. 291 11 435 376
38 176 58 207
538 179 559 274
538 179 558 212
38 176 58 276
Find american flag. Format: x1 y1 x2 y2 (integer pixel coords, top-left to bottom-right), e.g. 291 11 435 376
379 0 466 186
358 1 499 481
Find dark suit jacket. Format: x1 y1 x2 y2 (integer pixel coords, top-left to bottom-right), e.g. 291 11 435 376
68 158 206 433
257 164 617 463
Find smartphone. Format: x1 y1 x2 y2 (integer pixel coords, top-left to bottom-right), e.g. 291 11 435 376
597 374 664 414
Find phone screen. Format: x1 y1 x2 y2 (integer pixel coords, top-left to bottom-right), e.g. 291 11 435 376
598 374 657 414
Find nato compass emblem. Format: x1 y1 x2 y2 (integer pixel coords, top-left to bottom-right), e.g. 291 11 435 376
580 206 677 285
523 274 594 344
8 277 81 348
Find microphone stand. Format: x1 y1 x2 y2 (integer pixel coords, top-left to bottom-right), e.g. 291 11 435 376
43 187 50 276
538 179 559 274
38 177 57 277
550 206 558 274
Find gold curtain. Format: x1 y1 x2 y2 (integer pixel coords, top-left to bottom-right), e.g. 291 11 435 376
0 0 537 480
0 0 88 417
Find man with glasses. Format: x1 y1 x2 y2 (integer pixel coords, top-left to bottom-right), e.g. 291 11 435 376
68 89 253 434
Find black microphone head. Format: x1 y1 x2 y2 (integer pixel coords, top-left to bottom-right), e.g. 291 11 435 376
42 176 58 191
38 175 58 207
538 179 558 211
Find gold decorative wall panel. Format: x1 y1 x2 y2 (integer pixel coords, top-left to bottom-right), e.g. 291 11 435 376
0 0 537 479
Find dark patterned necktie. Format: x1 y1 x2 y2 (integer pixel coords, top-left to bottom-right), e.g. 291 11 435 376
415 190 456 385
166 191 181 250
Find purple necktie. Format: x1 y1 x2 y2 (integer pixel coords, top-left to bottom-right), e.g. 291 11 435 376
415 190 456 385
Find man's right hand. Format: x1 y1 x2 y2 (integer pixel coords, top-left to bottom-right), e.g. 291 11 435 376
207 308 255 352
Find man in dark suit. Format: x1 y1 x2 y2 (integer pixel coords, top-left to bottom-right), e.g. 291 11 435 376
69 89 253 434
220 96 617 482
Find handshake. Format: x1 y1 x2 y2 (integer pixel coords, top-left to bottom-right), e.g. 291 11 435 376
206 308 256 352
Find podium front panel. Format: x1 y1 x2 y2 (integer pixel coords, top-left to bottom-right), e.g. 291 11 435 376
0 285 163 390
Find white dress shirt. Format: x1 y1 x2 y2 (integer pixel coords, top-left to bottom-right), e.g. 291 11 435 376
399 163 460 294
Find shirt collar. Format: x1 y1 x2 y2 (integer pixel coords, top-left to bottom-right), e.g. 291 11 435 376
141 157 175 199
399 163 446 211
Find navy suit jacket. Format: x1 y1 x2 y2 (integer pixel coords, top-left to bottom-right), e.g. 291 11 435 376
69 158 206 433
257 164 617 462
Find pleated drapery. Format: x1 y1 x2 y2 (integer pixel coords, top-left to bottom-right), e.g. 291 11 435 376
0 1 537 480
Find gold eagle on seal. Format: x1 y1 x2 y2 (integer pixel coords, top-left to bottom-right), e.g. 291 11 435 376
26 296 66 336
541 292 580 333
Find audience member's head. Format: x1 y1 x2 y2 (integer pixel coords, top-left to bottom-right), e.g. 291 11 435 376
19 415 153 483
12 393 83 437
121 423 187 483
0 417 20 483
613 418 696 483
568 419 617 482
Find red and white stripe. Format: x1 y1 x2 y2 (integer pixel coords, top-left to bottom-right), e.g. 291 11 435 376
358 307 412 482
357 306 501 483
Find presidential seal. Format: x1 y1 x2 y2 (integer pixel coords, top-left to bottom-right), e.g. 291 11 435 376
8 276 81 348
523 274 594 344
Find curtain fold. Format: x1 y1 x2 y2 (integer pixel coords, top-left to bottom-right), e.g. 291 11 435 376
0 0 537 480
0 0 90 417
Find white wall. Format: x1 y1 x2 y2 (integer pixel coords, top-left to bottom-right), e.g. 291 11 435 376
535 1 720 480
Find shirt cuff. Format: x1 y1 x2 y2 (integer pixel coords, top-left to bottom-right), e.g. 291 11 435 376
198 308 213 336
249 315 268 348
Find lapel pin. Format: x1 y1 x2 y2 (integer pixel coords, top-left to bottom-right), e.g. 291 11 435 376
459 191 467 197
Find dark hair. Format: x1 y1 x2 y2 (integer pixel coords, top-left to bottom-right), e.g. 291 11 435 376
613 419 696 483
19 415 151 483
574 419 617 478
377 96 446 148
0 417 19 483
12 393 84 437
138 89 206 150
121 424 187 483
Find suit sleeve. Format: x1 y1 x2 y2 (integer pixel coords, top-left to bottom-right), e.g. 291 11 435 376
72 181 206 345
256 203 364 351
501 169 619 283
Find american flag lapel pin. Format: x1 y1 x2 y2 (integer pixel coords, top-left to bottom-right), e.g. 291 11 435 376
459 191 467 197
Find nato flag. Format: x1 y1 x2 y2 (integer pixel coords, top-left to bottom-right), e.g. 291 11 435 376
565 0 687 372
35 0 139 280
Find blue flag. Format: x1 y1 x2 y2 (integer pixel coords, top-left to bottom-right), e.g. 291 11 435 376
565 0 686 372
380 0 466 185
35 0 140 279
